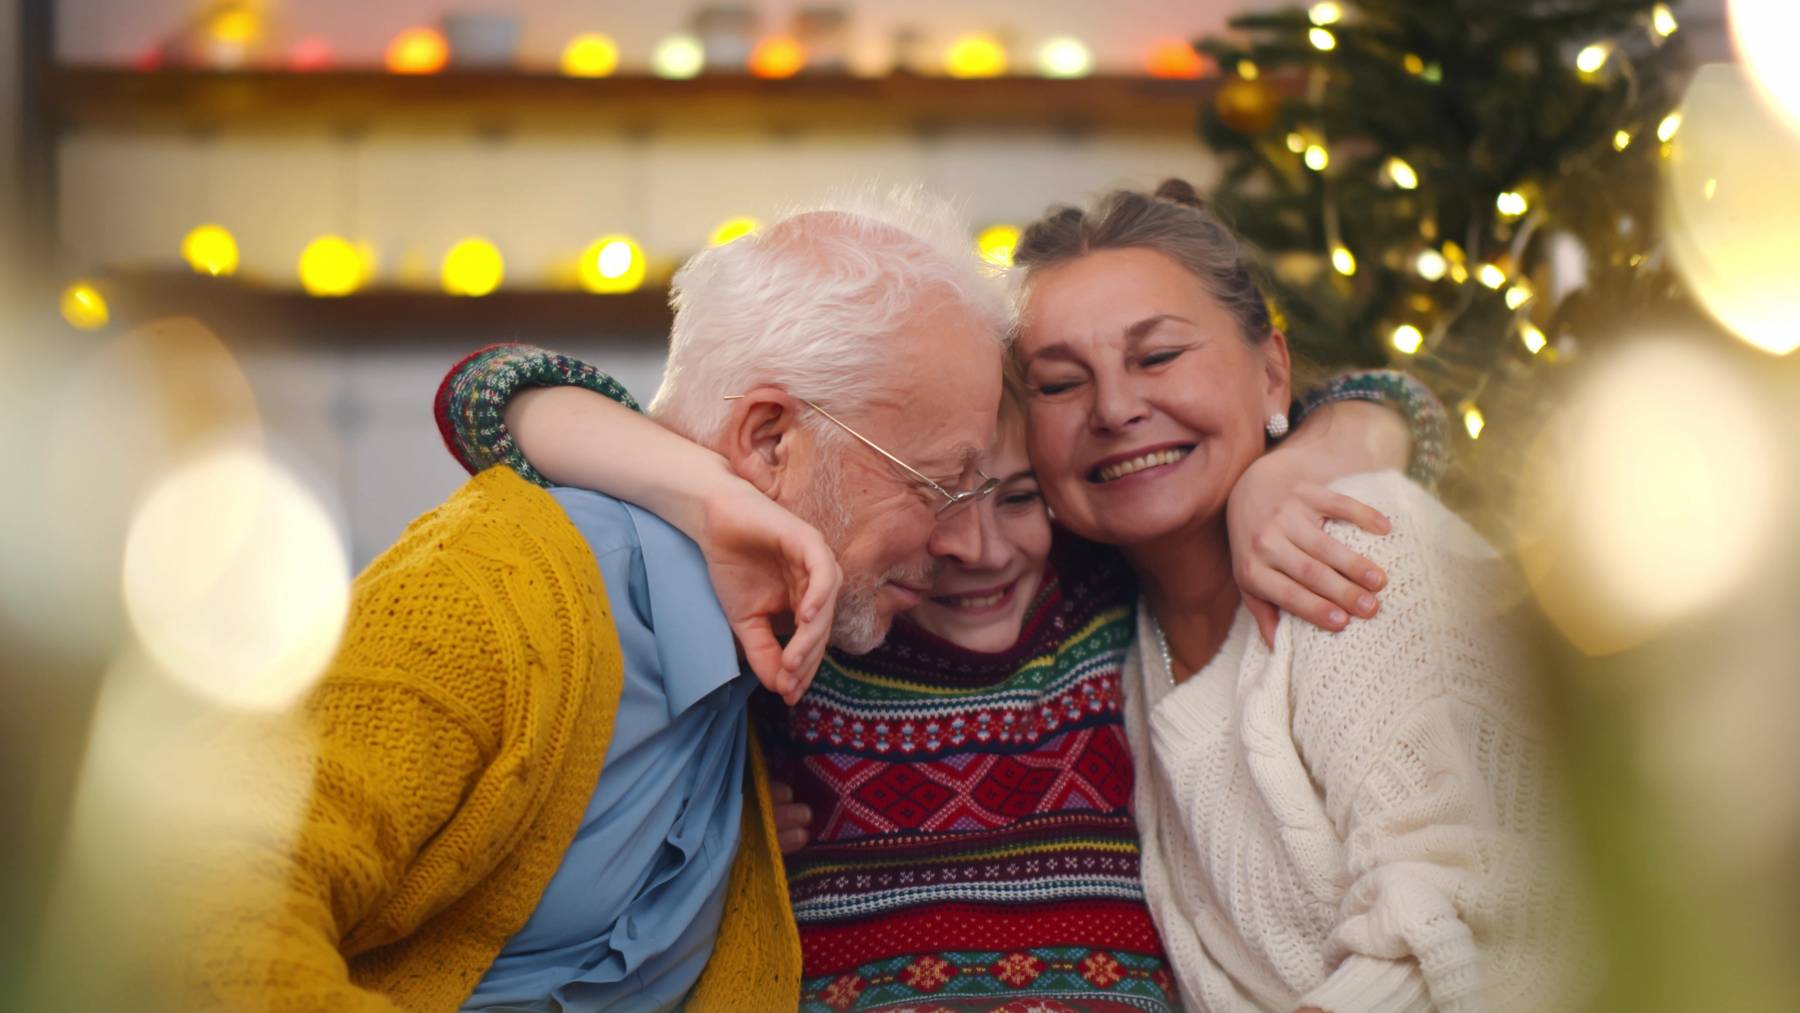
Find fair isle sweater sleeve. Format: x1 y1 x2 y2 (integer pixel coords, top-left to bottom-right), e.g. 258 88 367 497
435 343 643 487
1294 369 1450 489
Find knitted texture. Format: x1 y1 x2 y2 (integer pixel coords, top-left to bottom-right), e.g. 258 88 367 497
1125 471 1588 1012
764 538 1177 1013
157 468 799 1011
435 343 642 485
1294 368 1449 488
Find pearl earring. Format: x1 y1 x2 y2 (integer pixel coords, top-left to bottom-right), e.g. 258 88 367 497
1265 412 1290 439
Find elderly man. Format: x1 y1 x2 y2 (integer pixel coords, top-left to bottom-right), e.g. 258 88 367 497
173 190 1006 1012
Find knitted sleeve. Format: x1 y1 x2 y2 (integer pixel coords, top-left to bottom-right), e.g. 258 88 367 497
1294 370 1449 488
436 342 642 486
1290 473 1585 1013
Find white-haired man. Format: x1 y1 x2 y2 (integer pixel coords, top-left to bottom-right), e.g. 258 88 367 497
170 192 1006 1012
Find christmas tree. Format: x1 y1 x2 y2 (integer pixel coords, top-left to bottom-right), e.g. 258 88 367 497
1194 0 1693 519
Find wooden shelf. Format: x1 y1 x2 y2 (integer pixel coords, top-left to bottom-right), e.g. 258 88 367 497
97 271 673 344
47 68 1217 134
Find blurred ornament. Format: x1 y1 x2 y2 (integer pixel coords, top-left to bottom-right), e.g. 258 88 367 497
710 217 762 247
1215 76 1280 134
947 33 1008 78
61 282 109 331
1730 0 1800 134
794 7 850 74
298 235 363 297
1147 38 1212 80
750 36 807 78
977 224 1021 267
1391 323 1424 354
580 235 647 294
182 224 239 277
1665 64 1800 355
443 12 520 68
1038 36 1093 79
386 27 449 75
442 238 505 297
289 36 333 72
561 33 620 77
694 5 756 70
653 34 706 79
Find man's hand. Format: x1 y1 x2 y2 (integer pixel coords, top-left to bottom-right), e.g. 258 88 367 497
1228 415 1398 647
695 478 842 705
770 780 813 854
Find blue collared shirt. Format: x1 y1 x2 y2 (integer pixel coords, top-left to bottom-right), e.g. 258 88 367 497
464 488 753 1013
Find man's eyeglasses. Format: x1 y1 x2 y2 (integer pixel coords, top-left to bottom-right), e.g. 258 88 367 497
723 394 1000 519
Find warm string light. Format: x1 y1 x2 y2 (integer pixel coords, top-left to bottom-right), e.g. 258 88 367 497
182 224 239 277
1309 28 1338 52
579 235 646 294
1519 321 1548 354
1037 37 1093 79
977 224 1022 267
1330 245 1357 276
1495 191 1529 218
750 36 806 79
947 34 1008 78
60 281 109 330
709 217 761 247
1461 403 1486 439
1385 156 1419 190
1391 323 1424 354
1657 110 1683 143
298 235 363 296
386 27 449 75
561 33 620 77
1651 3 1679 38
1415 249 1448 281
652 34 705 79
1576 42 1611 78
1147 38 1211 79
1308 3 1344 26
1304 144 1330 171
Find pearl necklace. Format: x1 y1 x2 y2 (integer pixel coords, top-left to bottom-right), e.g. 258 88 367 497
1147 612 1179 687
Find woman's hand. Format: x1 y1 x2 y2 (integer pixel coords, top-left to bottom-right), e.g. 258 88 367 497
695 477 842 705
770 781 813 854
1228 401 1406 646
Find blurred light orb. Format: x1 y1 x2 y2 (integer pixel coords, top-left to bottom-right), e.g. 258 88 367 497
1237 59 1260 81
123 445 350 711
1613 129 1633 151
1652 3 1679 37
1304 144 1330 171
289 36 333 72
441 238 505 297
1415 248 1448 281
1037 37 1093 79
1665 64 1800 356
1505 281 1535 309
1309 2 1344 27
386 27 449 75
561 33 619 78
182 224 239 277
298 235 363 297
947 34 1007 79
750 35 807 78
1330 245 1356 276
709 216 762 247
1476 263 1508 289
1576 42 1610 77
1525 340 1778 652
1285 132 1307 153
1403 53 1425 75
1729 0 1800 133
1519 321 1548 354
976 224 1021 268
652 34 705 79
1461 403 1485 439
1496 190 1529 217
1146 39 1210 80
1309 28 1338 52
1385 156 1419 190
60 281 109 331
1657 110 1683 143
1391 324 1424 355
580 235 646 294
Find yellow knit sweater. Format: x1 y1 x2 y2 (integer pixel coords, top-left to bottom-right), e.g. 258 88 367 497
165 467 800 1011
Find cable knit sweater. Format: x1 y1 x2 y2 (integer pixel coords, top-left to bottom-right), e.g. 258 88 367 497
1124 471 1584 1012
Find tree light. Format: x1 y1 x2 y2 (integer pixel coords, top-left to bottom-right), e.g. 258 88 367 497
580 235 646 294
1506 282 1535 310
1304 144 1330 171
1330 245 1357 276
709 217 761 247
1237 60 1260 81
978 225 1022 267
750 36 806 78
652 34 705 79
947 34 1007 78
1147 39 1211 79
61 281 109 330
1613 129 1633 151
386 27 449 75
1652 4 1679 37
1037 36 1093 79
1462 403 1486 439
1286 132 1308 153
1496 191 1529 217
1385 156 1419 190
1519 321 1548 355
1391 324 1424 354
561 33 620 78
1477 263 1508 289
1576 43 1610 77
1309 28 1338 52
182 224 240 277
1403 53 1425 75
298 235 363 297
1415 249 1448 281
1657 111 1683 143
442 238 504 297
1309 2 1344 26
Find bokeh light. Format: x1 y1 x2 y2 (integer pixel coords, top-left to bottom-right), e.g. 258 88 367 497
946 34 1007 79
1519 321 1548 354
1391 323 1424 354
1461 402 1485 439
1576 42 1611 78
289 36 333 72
579 235 646 294
1309 2 1344 26
652 34 705 79
1729 0 1800 134
1147 39 1211 80
1385 156 1419 190
1309 28 1338 52
709 216 762 247
298 235 363 297
1330 245 1356 276
1519 339 1780 655
976 224 1021 267
1664 64 1800 356
1496 190 1529 218
1304 144 1330 171
1415 248 1448 281
122 444 350 711
386 27 449 75
441 237 505 297
750 36 807 79
60 282 109 331
561 33 620 78
1653 3 1680 37
181 224 239 277
1037 37 1093 79
1476 263 1507 289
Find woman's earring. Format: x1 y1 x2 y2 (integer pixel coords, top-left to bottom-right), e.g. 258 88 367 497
1265 412 1290 440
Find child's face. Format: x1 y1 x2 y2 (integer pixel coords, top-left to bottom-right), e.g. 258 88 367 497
905 418 1053 653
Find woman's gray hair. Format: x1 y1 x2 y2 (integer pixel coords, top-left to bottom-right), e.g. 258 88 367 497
1011 178 1274 345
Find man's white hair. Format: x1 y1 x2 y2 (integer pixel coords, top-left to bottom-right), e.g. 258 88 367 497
648 184 1011 444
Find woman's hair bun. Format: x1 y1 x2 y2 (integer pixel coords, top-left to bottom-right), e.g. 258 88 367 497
1152 178 1208 211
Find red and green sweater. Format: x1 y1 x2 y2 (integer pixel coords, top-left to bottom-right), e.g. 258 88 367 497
434 343 1447 1012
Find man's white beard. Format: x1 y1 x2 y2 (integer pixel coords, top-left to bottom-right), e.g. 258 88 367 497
791 454 935 656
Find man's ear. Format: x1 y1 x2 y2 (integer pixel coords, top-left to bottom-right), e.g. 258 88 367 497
720 387 803 497
1261 330 1294 418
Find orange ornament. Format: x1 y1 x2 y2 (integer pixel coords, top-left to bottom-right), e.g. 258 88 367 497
750 35 806 79
1147 38 1215 80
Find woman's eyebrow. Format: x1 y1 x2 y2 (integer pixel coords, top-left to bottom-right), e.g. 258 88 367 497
1124 314 1194 343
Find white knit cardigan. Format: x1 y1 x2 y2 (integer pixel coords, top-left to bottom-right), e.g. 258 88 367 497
1124 471 1586 1011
